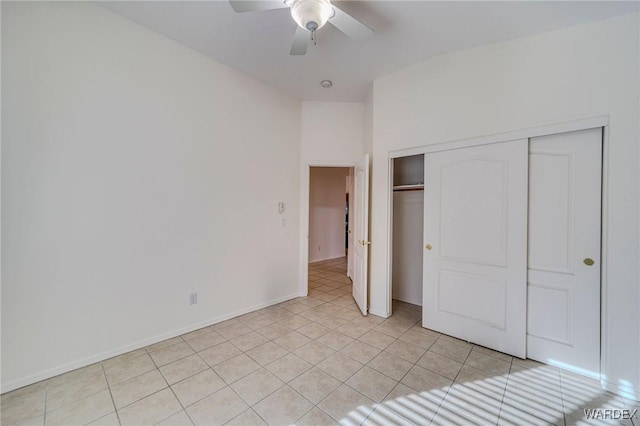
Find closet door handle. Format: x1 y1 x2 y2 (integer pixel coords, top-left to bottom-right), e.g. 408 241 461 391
583 258 595 266
425 244 432 251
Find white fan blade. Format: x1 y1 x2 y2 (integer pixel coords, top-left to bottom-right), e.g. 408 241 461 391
329 5 374 43
290 26 309 55
229 1 287 13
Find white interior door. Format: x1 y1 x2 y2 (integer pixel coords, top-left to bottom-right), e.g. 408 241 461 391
353 155 370 316
347 170 355 279
527 128 602 378
423 140 528 358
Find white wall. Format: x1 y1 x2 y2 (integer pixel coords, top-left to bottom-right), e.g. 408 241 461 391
298 102 364 291
1 2 301 391
308 167 349 263
301 102 365 165
369 12 640 399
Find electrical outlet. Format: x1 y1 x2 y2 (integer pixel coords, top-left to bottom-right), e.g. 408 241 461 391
190 293 198 305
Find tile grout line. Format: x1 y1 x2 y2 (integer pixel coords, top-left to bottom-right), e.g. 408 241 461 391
168 366 226 415
500 361 563 426
253 271 370 424
43 383 48 426
173 332 304 423
420 335 476 424
42 366 114 423
101 363 122 426
161 338 235 424
143 343 187 425
558 368 572 425
359 320 436 425
105 363 167 406
311 305 418 424
135 342 188 423
220 325 322 426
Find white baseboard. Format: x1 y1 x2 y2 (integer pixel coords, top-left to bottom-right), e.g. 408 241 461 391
1 292 301 394
369 308 390 318
308 255 347 264
602 378 640 402
392 294 422 307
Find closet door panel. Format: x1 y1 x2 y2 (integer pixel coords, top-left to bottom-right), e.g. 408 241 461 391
439 159 507 266
526 128 602 378
423 139 528 358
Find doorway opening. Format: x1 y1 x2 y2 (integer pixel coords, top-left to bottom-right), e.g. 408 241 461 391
308 166 354 287
389 154 425 316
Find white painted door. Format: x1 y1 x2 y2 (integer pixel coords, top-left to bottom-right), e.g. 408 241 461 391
353 155 370 316
527 128 602 378
423 140 528 358
347 169 355 279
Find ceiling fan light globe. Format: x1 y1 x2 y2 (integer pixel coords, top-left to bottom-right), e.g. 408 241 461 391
290 0 332 31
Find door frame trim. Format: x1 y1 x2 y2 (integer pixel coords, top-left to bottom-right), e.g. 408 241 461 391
389 116 609 158
384 115 611 390
299 162 356 297
600 125 613 395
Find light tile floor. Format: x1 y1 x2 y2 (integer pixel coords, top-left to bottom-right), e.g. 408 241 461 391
2 257 638 426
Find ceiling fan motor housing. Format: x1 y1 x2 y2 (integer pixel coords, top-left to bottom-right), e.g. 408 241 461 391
290 0 333 32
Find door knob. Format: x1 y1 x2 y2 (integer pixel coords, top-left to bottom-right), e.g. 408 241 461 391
425 244 432 251
359 240 371 246
583 258 595 266
348 230 352 234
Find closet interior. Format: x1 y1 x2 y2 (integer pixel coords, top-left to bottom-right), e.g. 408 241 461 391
391 154 424 308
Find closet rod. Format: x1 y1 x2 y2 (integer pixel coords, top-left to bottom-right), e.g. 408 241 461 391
393 184 424 192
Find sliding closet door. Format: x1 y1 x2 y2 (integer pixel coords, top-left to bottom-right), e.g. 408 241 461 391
527 128 602 378
423 140 528 358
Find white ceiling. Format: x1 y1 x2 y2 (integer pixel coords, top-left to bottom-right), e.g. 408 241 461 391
99 1 638 102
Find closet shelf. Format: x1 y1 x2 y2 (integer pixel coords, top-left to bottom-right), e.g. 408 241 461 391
393 184 424 192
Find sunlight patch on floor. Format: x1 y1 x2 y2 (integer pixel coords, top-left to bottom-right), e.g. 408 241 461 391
341 365 636 425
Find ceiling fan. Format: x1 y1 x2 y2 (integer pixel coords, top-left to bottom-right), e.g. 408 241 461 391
229 0 374 55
